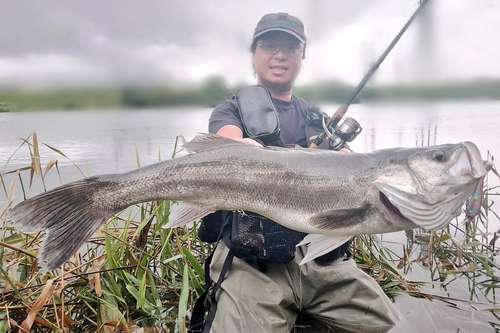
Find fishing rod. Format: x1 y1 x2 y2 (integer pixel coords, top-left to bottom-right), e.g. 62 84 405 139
310 0 430 149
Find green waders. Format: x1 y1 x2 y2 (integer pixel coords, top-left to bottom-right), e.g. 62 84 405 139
207 243 400 333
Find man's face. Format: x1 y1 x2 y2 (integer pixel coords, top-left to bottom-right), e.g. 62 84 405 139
252 31 303 94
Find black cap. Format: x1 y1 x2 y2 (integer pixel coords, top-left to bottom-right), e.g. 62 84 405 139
253 12 306 44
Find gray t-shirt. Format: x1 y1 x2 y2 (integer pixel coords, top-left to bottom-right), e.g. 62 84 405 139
208 96 308 147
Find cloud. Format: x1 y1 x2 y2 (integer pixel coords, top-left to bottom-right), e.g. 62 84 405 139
1 0 499 89
0 54 112 88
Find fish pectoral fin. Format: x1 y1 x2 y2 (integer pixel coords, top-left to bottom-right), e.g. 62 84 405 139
164 202 214 228
298 234 352 265
308 206 371 230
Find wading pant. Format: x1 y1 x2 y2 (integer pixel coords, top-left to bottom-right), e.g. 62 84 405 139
209 243 399 333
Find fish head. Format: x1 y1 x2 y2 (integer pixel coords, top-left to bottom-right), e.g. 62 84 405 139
373 141 491 231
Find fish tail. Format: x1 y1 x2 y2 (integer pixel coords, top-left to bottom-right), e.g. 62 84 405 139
5 176 118 272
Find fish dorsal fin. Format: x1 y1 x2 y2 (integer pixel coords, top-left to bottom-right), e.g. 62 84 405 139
298 234 352 265
164 202 214 228
184 134 250 153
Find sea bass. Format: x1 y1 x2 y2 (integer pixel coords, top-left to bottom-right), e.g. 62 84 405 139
5 134 492 271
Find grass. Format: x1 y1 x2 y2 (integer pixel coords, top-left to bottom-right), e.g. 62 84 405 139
1 132 499 332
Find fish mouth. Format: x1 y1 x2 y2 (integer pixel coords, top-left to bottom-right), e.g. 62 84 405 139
463 141 492 177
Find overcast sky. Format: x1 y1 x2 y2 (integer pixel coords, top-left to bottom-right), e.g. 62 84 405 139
1 0 499 89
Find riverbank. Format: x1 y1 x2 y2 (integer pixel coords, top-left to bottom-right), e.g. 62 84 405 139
1 77 499 112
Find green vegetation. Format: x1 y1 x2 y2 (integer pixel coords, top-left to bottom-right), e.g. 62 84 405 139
0 89 122 112
0 76 232 112
361 79 500 102
295 78 500 103
1 77 499 112
1 133 499 332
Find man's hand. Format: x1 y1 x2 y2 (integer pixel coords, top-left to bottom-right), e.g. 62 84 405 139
216 125 263 147
236 138 263 147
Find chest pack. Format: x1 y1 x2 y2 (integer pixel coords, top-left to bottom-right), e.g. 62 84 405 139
234 85 282 146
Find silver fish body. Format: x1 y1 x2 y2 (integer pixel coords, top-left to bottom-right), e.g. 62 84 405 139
5 134 492 271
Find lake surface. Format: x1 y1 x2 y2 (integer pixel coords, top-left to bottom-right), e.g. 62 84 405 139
1 100 499 332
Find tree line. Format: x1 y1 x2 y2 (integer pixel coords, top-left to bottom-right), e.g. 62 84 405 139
1 76 499 112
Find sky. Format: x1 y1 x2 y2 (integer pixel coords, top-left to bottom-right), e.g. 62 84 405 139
0 0 499 89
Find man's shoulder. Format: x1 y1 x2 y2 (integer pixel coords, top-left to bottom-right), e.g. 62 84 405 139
215 97 238 107
213 98 238 112
209 96 242 134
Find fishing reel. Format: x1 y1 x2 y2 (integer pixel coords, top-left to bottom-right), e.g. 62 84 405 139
324 116 362 151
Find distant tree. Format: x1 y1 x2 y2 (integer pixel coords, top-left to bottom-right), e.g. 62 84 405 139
199 75 230 106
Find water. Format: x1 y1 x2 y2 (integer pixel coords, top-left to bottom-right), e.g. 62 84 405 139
1 100 499 332
0 107 211 176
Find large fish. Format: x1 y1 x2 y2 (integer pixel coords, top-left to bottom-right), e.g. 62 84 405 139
4 134 492 271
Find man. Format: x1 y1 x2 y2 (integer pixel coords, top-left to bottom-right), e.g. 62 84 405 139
202 12 399 333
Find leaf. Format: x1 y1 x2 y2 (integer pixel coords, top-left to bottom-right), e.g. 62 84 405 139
31 132 41 178
43 144 68 158
43 142 86 177
123 272 155 311
181 246 205 278
125 284 140 300
103 272 126 303
32 316 53 328
135 145 141 168
43 159 58 178
90 261 102 297
148 271 162 310
133 213 155 237
0 320 8 333
3 178 17 211
478 282 500 288
21 279 54 331
99 289 123 333
138 268 147 308
56 311 78 328
2 262 19 295
463 241 487 248
376 269 387 283
447 263 478 274
3 166 32 175
177 264 190 332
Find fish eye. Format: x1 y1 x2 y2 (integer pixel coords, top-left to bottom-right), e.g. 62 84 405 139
432 151 446 162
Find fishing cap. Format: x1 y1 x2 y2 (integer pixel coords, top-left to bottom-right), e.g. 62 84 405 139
253 12 306 44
